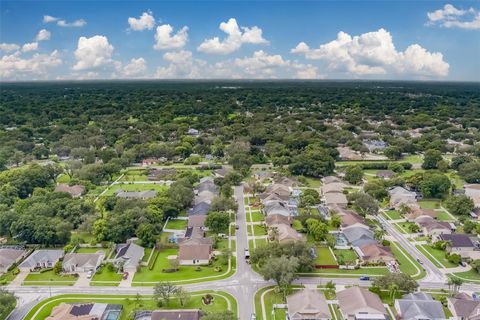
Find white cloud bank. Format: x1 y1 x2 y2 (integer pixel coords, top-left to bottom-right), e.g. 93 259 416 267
0 43 20 52
128 11 156 31
43 15 86 27
36 29 51 41
154 24 189 50
291 28 449 77
73 35 114 70
197 18 268 54
22 42 38 52
0 50 62 79
427 4 480 29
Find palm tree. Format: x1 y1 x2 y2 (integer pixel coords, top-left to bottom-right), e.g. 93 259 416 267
374 229 386 241
447 276 464 295
388 283 399 301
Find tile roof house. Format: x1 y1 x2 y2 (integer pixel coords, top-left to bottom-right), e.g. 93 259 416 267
405 208 438 221
448 293 480 320
357 243 395 264
415 216 452 237
341 212 366 229
115 190 158 200
322 182 347 195
188 215 207 228
342 226 376 247
261 184 291 200
19 249 64 272
337 287 387 320
62 253 103 273
322 176 343 184
46 303 122 320
324 192 348 209
286 289 331 320
395 292 446 320
269 223 304 244
113 243 145 273
213 167 232 178
54 184 85 198
376 170 395 179
337 146 363 161
195 181 218 194
265 214 290 227
134 309 203 320
388 187 417 208
261 192 290 203
178 236 213 265
0 248 27 274
188 202 211 216
194 190 216 205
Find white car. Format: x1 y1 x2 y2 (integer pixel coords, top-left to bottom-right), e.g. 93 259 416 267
86 270 94 279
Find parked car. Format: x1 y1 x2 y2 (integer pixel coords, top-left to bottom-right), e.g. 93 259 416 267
359 276 370 281
123 272 129 280
86 270 93 279
235 224 240 230
245 248 250 259
417 258 424 265
251 314 256 320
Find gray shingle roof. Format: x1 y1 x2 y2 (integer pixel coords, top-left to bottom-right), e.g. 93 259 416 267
19 249 63 269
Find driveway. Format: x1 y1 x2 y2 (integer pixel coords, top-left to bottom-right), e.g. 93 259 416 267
8 270 29 287
74 272 91 287
119 272 134 287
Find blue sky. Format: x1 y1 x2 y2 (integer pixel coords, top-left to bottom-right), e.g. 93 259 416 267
1 1 479 81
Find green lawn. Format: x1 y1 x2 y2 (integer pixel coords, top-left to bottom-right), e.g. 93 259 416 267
70 231 95 244
436 210 454 221
23 270 77 286
394 222 418 234
390 242 426 280
104 184 168 196
303 177 322 188
165 219 188 230
142 247 153 262
247 211 264 222
253 224 268 236
418 200 441 209
315 247 338 265
0 267 19 285
382 210 402 220
417 245 458 268
133 248 234 285
254 286 305 320
24 291 237 320
90 265 123 286
333 249 357 265
307 267 389 277
451 269 480 283
75 247 110 256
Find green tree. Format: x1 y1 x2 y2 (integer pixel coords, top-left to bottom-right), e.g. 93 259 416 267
344 166 363 185
305 218 329 241
205 212 231 234
384 146 402 160
154 282 178 307
300 189 321 207
420 173 451 198
422 149 443 170
445 195 474 216
373 273 418 293
259 255 299 300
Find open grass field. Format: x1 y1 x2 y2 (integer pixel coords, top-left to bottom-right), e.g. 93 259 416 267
104 183 168 196
418 200 442 209
23 291 237 320
132 248 235 284
90 265 123 286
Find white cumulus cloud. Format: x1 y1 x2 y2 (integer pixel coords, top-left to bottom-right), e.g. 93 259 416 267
0 50 62 79
197 18 268 54
36 29 51 41
154 24 189 50
73 35 114 71
44 15 86 27
427 4 480 29
121 57 147 77
291 28 449 77
22 42 38 52
0 43 20 52
128 11 156 31
43 15 59 23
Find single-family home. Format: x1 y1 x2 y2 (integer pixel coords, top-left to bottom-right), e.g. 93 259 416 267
188 202 211 216
194 190 216 205
19 249 64 272
363 139 388 152
357 243 395 264
415 216 452 238
342 226 376 247
269 224 304 244
337 146 363 161
62 253 103 273
322 176 343 184
113 243 145 273
438 234 476 258
54 184 85 198
178 237 213 265
195 181 218 194
188 215 207 228
274 176 298 188
46 303 123 320
134 309 203 320
286 289 331 320
264 200 291 217
322 182 347 195
376 170 395 180
142 158 158 166
199 176 214 184
265 214 290 227
261 192 290 203
448 292 480 320
253 170 272 181
389 186 417 208
341 212 366 229
465 184 480 208
395 292 446 320
187 128 199 136
405 208 438 221
337 286 387 320
115 190 157 200
0 247 27 274
213 167 231 178
324 193 348 209
262 184 291 200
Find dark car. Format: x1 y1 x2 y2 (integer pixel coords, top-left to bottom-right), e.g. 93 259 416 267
123 272 129 280
359 276 370 281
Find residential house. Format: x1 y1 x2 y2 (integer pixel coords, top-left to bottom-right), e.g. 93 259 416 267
134 309 202 320
188 215 207 228
342 226 376 247
188 202 211 216
376 170 395 180
213 167 231 178
324 193 348 209
253 170 272 181
415 216 452 238
46 303 122 320
54 184 85 198
337 146 363 161
357 243 395 264
115 190 157 200
448 293 480 320
199 176 214 184
322 176 343 185
274 176 298 188
19 249 63 272
261 192 290 203
438 234 477 258
261 184 291 200
395 292 446 320
405 208 438 221
264 200 291 217
389 187 417 209
62 253 103 273
286 289 331 320
265 214 290 227
113 243 145 273
0 247 26 274
337 286 387 320
322 182 347 195
195 181 218 194
269 223 304 244
194 190 216 205
465 184 480 209
178 236 213 265
187 128 199 136
142 158 158 166
363 139 388 152
341 212 366 229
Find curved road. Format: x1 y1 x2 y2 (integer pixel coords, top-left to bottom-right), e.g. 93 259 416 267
6 186 480 320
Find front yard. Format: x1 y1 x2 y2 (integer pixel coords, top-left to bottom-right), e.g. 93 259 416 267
23 270 77 286
90 265 123 286
381 210 402 220
394 222 419 234
416 245 458 268
390 242 426 280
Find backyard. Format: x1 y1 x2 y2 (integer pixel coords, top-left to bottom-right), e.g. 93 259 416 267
315 246 337 266
165 218 188 230
333 249 357 265
104 183 168 197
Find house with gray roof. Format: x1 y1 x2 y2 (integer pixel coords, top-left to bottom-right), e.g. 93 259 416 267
342 225 376 247
0 247 27 274
395 292 446 320
448 292 480 320
287 288 331 320
62 253 103 273
264 200 290 217
337 286 387 320
115 190 157 200
19 249 64 272
113 243 145 273
188 201 211 216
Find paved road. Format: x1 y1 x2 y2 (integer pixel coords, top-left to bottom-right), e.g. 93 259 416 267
6 186 480 320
